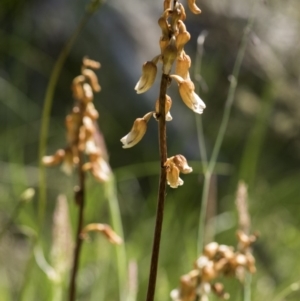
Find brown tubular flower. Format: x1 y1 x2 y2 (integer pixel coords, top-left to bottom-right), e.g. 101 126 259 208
187 0 202 14
120 112 153 148
164 155 192 188
42 57 111 183
83 56 101 69
135 57 159 94
42 149 66 166
170 74 206 114
80 223 123 245
82 69 101 92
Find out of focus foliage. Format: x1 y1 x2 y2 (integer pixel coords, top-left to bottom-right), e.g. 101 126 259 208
1 0 300 300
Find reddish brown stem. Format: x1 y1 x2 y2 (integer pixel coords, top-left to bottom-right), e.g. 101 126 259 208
68 153 85 301
145 73 169 301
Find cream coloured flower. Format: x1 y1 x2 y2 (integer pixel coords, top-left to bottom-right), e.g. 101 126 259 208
135 57 159 94
165 161 184 188
42 149 65 166
121 112 153 148
170 74 206 114
188 0 201 14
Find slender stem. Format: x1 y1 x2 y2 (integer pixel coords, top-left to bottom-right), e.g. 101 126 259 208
68 153 86 301
197 172 211 254
145 74 169 301
105 175 127 301
273 281 300 301
194 31 208 173
197 2 257 254
38 11 92 233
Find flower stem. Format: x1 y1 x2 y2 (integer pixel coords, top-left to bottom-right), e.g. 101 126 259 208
68 152 86 301
145 73 169 301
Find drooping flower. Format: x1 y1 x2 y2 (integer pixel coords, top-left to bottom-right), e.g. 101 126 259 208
170 74 206 114
42 149 66 166
164 155 193 188
120 112 153 148
135 58 159 94
165 161 183 188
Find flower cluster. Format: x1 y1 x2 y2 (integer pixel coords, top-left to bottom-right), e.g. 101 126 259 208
43 57 110 182
170 231 257 301
133 0 205 113
121 0 205 188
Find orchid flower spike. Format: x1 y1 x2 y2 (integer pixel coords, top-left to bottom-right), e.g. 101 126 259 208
120 112 153 148
170 74 206 114
135 56 159 94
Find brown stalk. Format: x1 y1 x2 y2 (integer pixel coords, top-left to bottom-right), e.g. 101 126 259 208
146 73 169 301
69 128 86 301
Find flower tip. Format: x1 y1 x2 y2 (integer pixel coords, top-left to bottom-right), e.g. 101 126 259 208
166 111 173 121
170 74 184 84
135 61 157 93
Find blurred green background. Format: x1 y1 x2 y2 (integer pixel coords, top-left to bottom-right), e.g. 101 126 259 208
1 0 300 300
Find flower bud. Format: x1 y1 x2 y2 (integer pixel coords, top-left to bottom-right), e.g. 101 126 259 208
61 148 74 175
135 60 158 94
72 75 85 100
162 36 177 74
82 83 94 103
80 223 123 245
170 74 206 114
85 103 99 120
188 0 202 14
42 149 65 166
178 3 186 21
154 94 173 121
83 57 101 70
204 242 219 259
90 156 111 182
177 20 187 33
158 15 170 39
195 255 209 269
201 261 217 282
82 69 101 92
